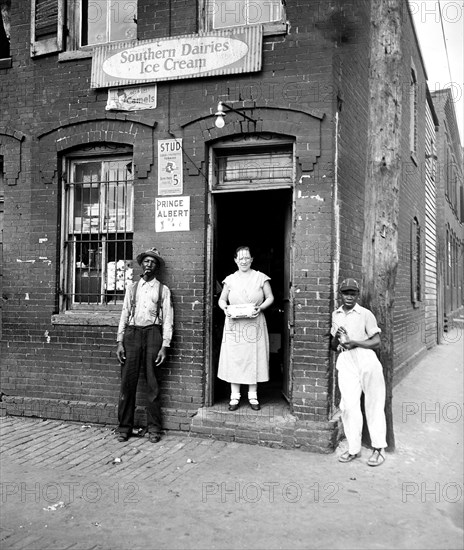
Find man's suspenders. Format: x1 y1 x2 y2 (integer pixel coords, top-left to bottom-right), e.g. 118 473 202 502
129 280 140 323
155 283 164 325
129 279 164 326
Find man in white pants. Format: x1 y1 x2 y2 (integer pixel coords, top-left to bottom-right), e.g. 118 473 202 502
330 278 387 466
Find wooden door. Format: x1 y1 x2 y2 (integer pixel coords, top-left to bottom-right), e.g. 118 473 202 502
281 194 293 401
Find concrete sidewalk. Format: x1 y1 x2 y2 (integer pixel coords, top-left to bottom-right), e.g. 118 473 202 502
0 339 463 550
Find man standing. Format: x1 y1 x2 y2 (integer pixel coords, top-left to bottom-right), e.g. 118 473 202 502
116 247 173 443
330 278 387 466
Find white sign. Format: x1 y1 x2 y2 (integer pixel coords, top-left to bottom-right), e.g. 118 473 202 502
158 139 183 196
91 27 262 88
155 196 190 233
106 85 157 111
103 37 246 80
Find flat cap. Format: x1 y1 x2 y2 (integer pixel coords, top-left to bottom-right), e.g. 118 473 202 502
339 278 360 292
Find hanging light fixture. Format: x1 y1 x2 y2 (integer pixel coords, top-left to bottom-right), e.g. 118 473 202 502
214 101 256 129
214 101 226 128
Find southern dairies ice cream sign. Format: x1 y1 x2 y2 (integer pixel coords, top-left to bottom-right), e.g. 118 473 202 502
91 27 262 88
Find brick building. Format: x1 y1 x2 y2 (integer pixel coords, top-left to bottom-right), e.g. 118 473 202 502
391 15 438 379
431 89 464 339
0 1 442 451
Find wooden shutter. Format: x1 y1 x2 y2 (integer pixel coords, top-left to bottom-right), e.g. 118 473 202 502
30 0 64 57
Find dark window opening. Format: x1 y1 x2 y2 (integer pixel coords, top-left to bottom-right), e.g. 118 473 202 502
411 217 421 305
0 1 11 59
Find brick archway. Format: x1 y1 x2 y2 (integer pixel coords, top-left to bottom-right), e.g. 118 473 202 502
37 118 157 184
178 106 324 179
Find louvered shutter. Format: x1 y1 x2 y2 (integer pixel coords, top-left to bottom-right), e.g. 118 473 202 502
30 0 64 57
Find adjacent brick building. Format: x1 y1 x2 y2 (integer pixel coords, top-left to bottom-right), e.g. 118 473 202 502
392 11 436 379
431 89 464 339
0 1 453 451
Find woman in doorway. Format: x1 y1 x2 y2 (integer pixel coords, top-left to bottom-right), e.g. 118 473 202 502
218 246 274 411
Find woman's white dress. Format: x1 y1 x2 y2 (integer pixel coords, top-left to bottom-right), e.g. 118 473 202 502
218 270 270 384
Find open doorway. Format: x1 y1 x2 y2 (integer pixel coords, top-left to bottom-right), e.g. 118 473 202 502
211 188 292 406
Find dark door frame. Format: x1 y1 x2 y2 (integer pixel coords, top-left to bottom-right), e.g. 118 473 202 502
204 186 294 406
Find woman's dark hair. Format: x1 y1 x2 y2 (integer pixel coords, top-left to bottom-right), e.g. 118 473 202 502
234 246 252 258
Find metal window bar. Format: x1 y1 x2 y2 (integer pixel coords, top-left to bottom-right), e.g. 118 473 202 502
103 163 134 304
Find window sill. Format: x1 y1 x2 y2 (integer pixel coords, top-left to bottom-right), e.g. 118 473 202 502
0 57 12 69
58 39 139 63
204 22 287 36
263 22 288 36
58 49 93 62
57 24 287 65
51 311 120 326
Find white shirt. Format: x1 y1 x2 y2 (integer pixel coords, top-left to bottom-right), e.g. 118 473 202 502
331 303 383 369
331 303 381 341
117 277 174 347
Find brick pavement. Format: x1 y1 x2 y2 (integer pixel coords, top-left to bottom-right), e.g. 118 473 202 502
0 417 231 482
0 340 463 550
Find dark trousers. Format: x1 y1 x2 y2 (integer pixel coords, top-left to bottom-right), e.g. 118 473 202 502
118 325 162 435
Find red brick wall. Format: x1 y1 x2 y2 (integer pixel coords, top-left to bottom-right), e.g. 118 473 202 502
0 0 430 433
0 1 338 427
334 0 371 281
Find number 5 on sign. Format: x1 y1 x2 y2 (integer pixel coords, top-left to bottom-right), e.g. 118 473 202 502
158 138 183 196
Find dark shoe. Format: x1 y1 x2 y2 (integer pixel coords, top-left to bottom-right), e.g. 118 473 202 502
248 398 260 411
117 433 129 443
228 398 240 411
148 433 161 443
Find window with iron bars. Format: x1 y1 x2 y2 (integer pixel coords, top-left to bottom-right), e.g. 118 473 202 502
62 154 134 309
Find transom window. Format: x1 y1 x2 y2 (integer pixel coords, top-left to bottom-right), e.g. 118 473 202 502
62 152 134 309
211 138 294 191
